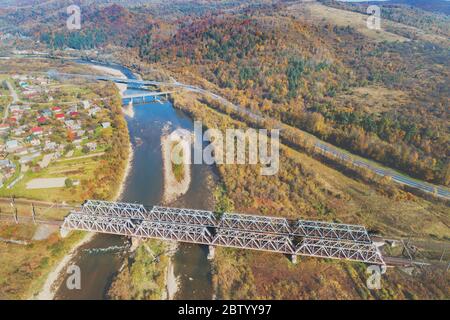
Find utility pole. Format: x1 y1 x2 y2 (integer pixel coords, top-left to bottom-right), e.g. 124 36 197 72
440 248 446 263
31 203 36 225
402 238 414 261
10 196 18 224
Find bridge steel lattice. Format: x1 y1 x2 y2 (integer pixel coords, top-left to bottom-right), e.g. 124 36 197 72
63 200 385 265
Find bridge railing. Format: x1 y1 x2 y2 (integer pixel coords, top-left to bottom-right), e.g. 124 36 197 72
82 200 148 219
212 228 295 254
292 220 372 244
150 206 216 227
218 213 291 234
296 238 385 265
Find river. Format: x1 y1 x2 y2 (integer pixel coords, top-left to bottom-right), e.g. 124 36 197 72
54 61 215 300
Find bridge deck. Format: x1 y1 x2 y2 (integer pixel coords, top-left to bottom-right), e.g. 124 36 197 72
62 200 385 265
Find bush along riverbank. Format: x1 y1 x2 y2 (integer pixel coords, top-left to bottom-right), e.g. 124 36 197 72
107 240 174 300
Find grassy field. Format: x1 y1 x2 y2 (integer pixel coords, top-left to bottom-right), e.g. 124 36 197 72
0 222 86 299
287 2 448 44
0 197 86 299
0 155 102 203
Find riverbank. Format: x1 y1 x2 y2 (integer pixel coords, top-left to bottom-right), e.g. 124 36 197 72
165 242 179 300
31 138 133 300
89 64 128 96
33 232 95 300
114 142 134 201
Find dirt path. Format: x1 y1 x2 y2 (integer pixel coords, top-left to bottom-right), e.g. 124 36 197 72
56 152 105 162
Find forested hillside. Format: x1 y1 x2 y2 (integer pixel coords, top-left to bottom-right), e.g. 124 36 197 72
139 10 449 185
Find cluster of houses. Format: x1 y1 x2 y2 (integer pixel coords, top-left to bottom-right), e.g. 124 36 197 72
0 83 111 188
12 74 49 100
0 159 16 188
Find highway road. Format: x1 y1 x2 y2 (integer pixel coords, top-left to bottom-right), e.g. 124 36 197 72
51 71 450 200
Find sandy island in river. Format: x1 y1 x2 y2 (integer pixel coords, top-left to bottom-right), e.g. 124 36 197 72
161 129 192 204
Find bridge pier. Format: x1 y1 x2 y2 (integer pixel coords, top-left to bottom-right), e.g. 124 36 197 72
60 227 70 238
207 245 215 260
130 237 141 252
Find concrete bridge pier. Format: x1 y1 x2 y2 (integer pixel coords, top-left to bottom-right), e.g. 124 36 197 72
60 227 70 238
207 245 215 260
130 237 141 252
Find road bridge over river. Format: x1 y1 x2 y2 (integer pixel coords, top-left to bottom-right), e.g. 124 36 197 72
61 200 386 266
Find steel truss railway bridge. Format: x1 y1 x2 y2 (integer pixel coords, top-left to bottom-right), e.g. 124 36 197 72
62 200 385 266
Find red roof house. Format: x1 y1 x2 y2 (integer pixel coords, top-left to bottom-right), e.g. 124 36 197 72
52 106 62 113
31 127 44 135
70 111 79 118
37 116 47 124
55 113 65 120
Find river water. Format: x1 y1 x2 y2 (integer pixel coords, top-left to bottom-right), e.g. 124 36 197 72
54 62 214 300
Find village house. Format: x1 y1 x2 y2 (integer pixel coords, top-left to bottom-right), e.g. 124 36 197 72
14 146 28 155
0 159 15 169
30 138 41 147
37 116 48 124
0 123 10 136
82 100 90 109
5 140 19 152
41 109 52 117
76 130 86 138
101 122 111 129
68 105 78 113
8 117 17 125
70 111 80 118
13 128 24 136
88 106 101 117
52 106 62 113
31 126 44 136
86 142 97 152
19 152 41 164
10 105 22 114
64 120 82 131
44 141 57 151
